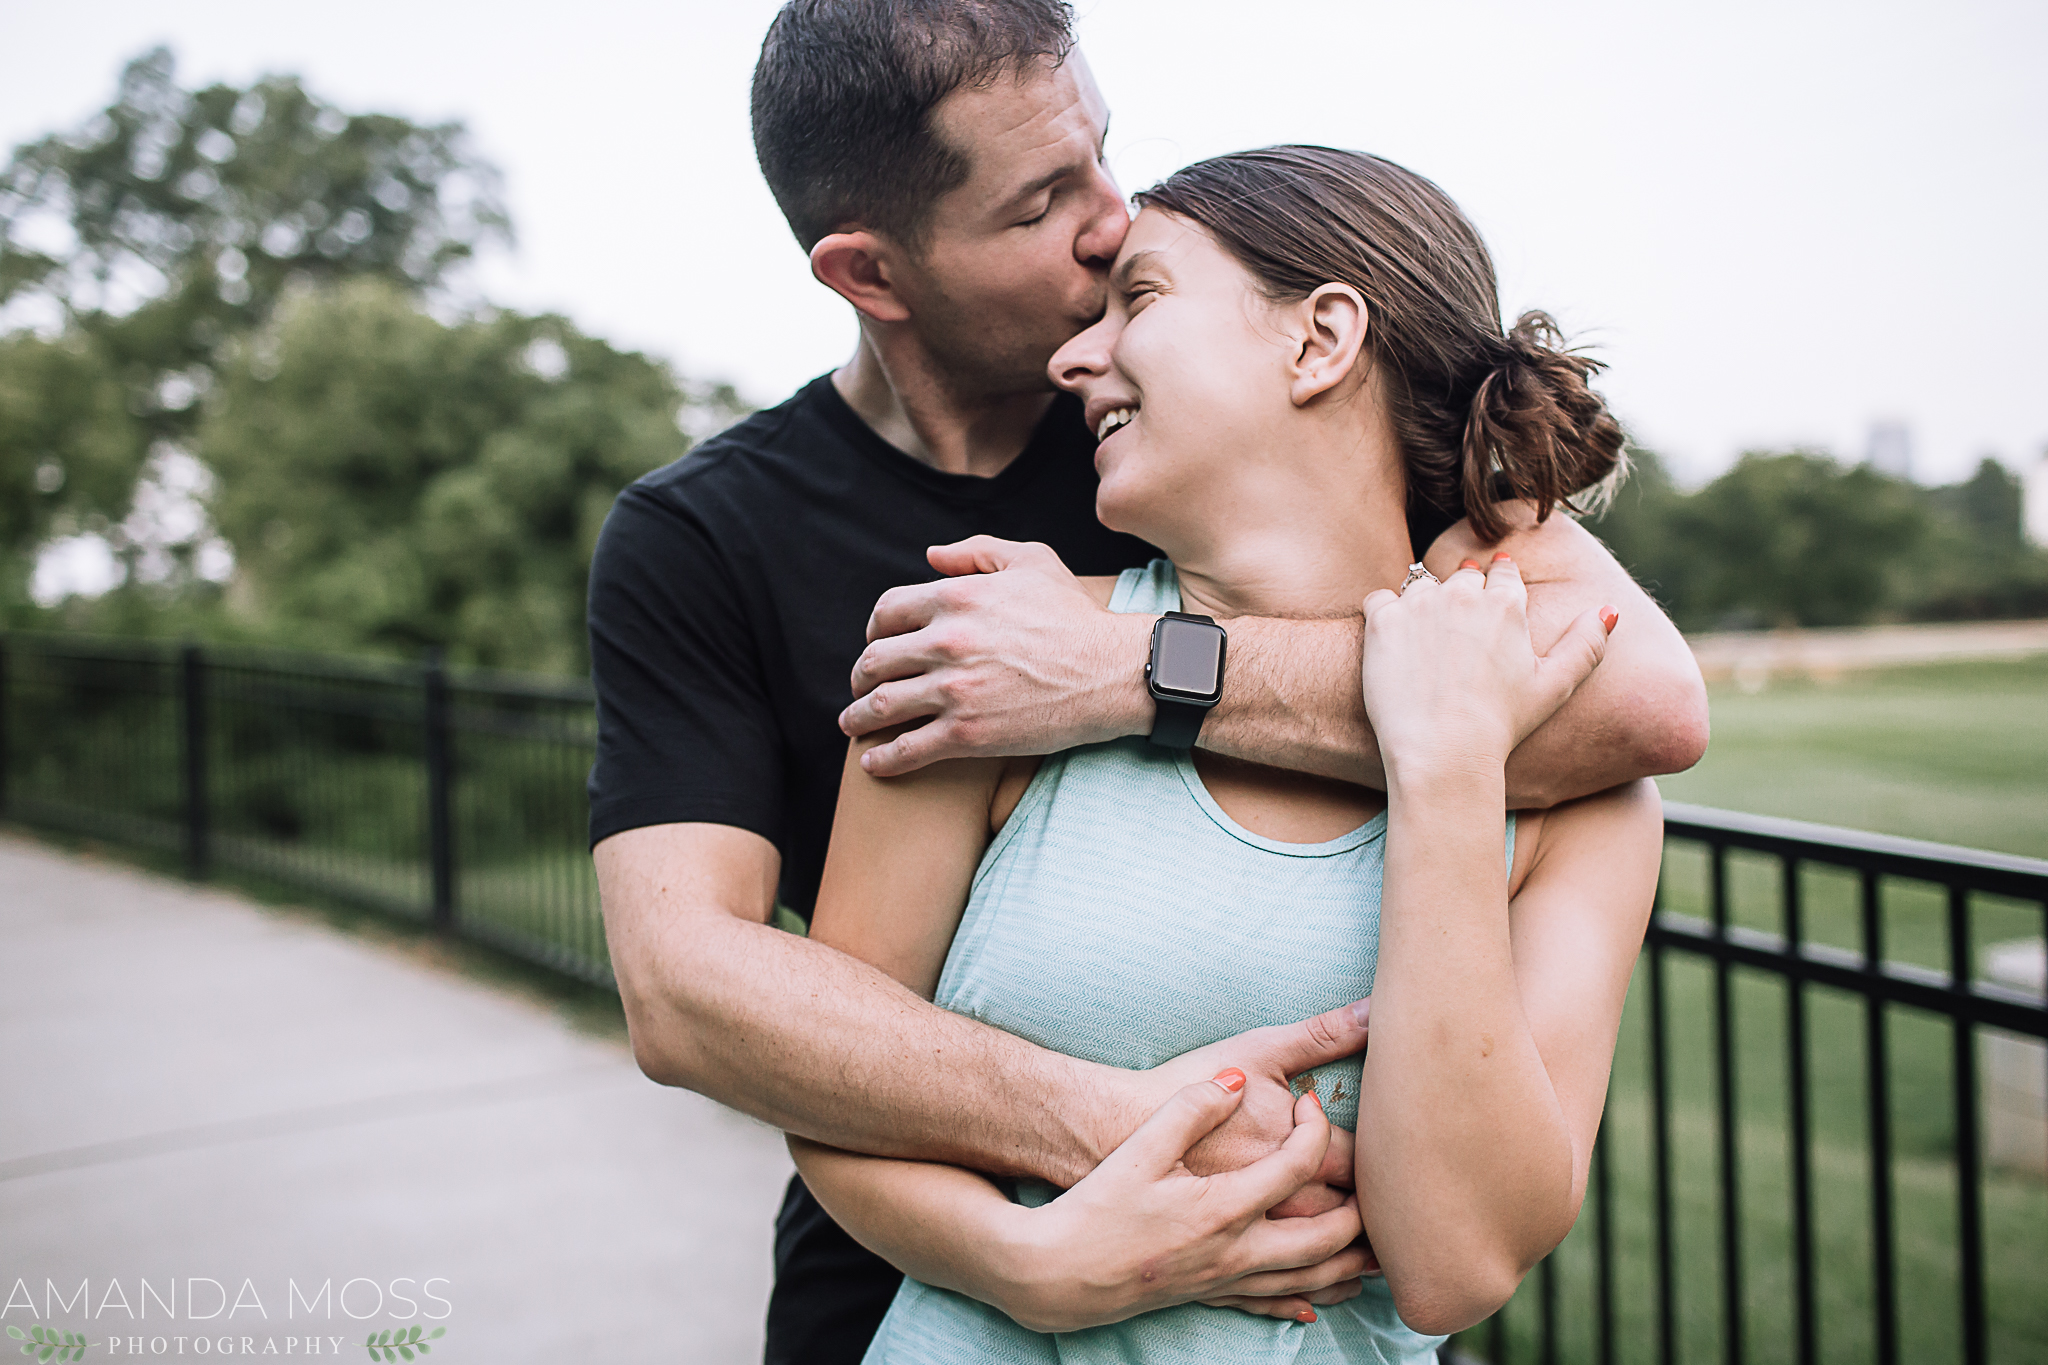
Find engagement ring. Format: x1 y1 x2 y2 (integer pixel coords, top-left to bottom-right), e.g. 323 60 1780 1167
1400 562 1440 594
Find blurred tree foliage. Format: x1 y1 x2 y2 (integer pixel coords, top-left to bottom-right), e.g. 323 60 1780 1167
200 279 744 672
0 46 508 447
2 48 744 671
0 45 514 620
0 331 150 606
1590 449 2048 631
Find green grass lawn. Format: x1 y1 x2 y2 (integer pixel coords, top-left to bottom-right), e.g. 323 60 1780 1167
1655 654 2048 859
1454 654 2048 1364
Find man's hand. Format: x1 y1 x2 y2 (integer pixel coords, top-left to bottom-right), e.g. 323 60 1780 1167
1117 999 1372 1210
839 537 1149 776
999 1076 1371 1333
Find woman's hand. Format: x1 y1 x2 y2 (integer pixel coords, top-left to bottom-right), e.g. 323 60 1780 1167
1000 1074 1370 1333
1361 554 1614 781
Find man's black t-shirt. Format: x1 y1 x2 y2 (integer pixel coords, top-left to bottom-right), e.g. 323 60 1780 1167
586 374 1153 1364
588 373 1154 912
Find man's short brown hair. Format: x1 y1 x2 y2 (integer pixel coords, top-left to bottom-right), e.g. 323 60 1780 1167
751 0 1077 251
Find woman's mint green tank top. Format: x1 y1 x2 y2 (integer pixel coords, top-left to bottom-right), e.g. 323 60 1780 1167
861 561 1512 1365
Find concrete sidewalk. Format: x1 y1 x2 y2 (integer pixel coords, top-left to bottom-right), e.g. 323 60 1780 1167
0 832 793 1361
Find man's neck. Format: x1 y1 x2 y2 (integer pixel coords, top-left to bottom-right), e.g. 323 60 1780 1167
832 330 1057 479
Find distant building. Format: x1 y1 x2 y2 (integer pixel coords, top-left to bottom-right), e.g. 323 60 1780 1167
1864 419 1914 480
2026 448 2048 548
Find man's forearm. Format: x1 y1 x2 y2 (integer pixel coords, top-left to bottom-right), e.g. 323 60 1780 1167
621 909 1119 1187
1197 615 1383 787
1182 521 1707 807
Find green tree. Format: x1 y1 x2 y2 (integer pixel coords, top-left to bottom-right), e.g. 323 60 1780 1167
0 45 509 347
0 47 510 589
1589 450 1936 630
199 279 746 672
1581 444 1683 602
0 331 149 610
1931 457 2025 551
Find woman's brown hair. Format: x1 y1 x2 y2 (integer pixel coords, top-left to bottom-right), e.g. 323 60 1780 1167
1133 145 1625 542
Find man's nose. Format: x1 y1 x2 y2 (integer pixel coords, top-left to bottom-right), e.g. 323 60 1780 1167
1074 166 1130 269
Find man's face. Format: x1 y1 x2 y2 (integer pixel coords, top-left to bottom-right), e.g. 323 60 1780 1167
892 51 1129 399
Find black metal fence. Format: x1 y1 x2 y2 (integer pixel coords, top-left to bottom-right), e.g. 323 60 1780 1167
1459 807 2048 1365
3 631 2044 1363
0 631 606 983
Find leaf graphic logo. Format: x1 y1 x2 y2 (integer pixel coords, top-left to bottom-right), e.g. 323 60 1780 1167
6 1325 89 1362
357 1324 447 1360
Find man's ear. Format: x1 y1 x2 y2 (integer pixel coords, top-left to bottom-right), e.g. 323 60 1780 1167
1288 283 1369 407
810 230 913 324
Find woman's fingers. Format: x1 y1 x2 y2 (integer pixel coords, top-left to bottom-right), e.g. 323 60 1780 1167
1210 1091 1332 1214
1114 1071 1249 1178
1235 1194 1366 1277
1264 1180 1350 1220
1483 550 1528 607
1199 1293 1319 1322
1530 606 1614 722
1200 1269 1367 1322
1208 1242 1375 1298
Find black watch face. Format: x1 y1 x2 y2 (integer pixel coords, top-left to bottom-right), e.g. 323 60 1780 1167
1153 618 1225 700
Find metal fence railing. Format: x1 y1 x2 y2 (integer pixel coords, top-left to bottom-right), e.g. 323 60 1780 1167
3 631 2044 1362
0 631 605 983
1459 806 2048 1365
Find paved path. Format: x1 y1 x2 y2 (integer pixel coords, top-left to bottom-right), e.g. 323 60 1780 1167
0 832 794 1362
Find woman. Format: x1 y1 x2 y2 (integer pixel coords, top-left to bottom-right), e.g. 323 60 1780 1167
792 146 1664 1363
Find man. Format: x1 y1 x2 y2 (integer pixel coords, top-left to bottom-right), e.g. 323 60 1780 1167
588 3 1708 1361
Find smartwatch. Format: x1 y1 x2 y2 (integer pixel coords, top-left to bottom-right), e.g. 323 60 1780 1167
1145 611 1227 749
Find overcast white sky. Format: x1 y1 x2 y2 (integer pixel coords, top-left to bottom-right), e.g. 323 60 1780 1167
5 0 2044 485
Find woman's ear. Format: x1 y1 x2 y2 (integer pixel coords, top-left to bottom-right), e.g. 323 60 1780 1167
810 230 913 324
1288 283 1369 407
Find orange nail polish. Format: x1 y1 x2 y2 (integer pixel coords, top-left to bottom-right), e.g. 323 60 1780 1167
1492 552 1513 563
1458 559 1481 572
1212 1068 1247 1092
1296 1309 1317 1324
1600 606 1619 633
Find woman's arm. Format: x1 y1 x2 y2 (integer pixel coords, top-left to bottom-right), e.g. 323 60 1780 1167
1352 554 1661 1335
1358 781 1660 1333
806 731 1007 998
793 1079 1370 1333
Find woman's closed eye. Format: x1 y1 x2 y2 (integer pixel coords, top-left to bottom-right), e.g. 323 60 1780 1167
1122 281 1163 312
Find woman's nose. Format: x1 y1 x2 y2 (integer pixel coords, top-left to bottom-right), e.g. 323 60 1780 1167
1050 313 1118 393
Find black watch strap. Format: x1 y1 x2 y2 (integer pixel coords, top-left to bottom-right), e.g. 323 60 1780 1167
1148 696 1211 749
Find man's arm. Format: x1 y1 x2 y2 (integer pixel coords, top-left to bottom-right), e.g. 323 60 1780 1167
597 822 1371 1187
600 821 1099 1182
839 508 1708 806
1201 508 1707 806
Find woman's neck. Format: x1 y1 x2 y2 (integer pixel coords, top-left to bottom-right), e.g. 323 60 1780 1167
1167 428 1416 622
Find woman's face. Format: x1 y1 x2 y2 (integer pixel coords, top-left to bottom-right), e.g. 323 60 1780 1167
1048 207 1307 553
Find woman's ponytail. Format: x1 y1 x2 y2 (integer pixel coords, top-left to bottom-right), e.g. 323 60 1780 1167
1458 312 1628 542
1133 148 1632 547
